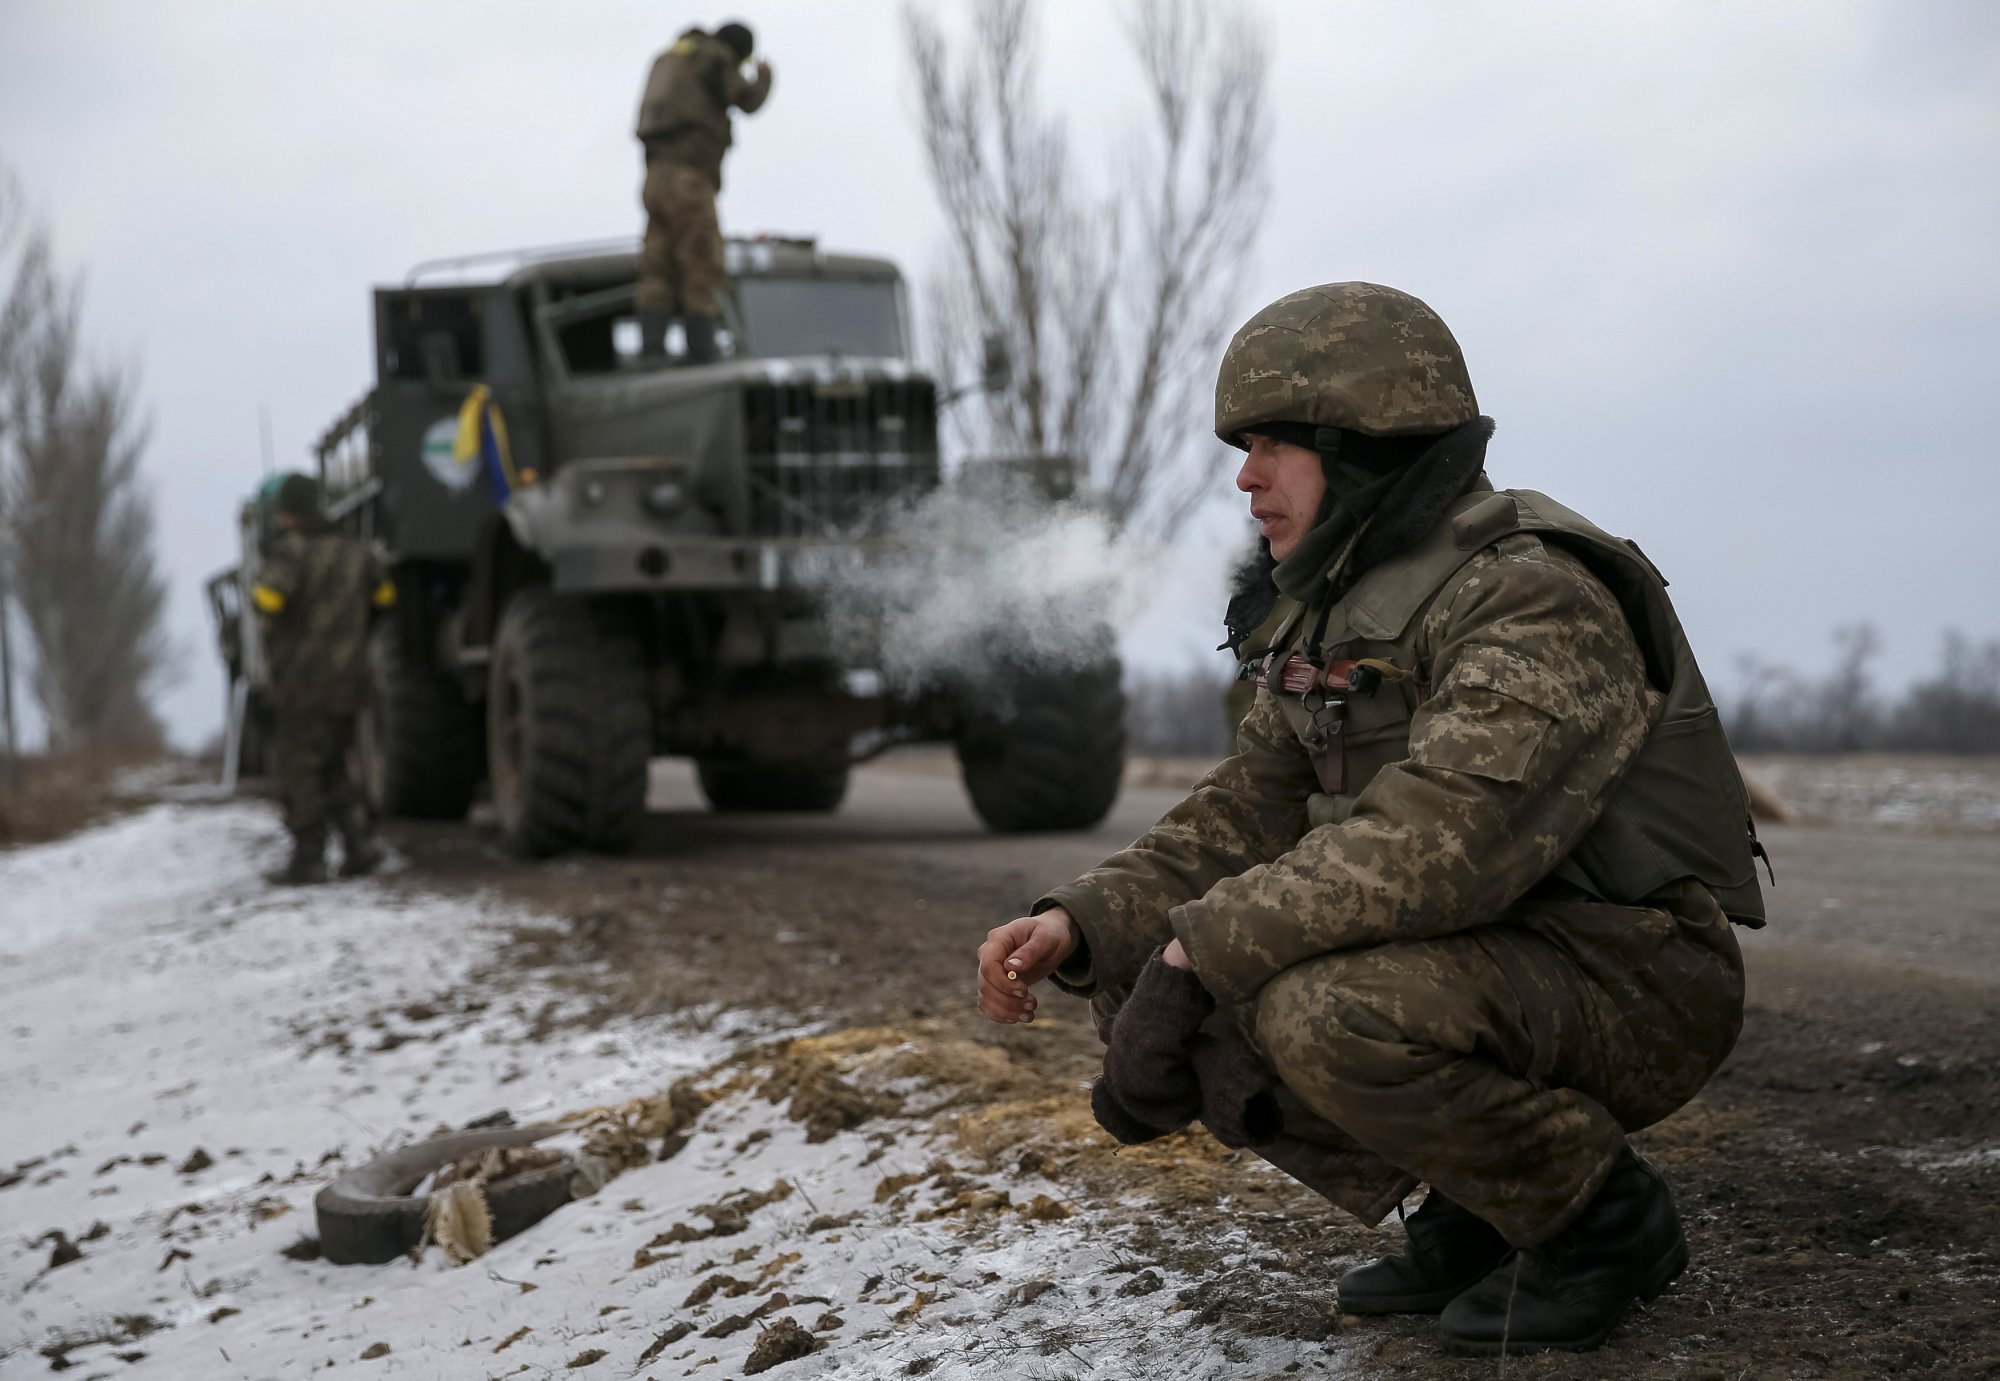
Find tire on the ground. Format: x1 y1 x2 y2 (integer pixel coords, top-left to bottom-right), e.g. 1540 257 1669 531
956 658 1126 832
696 760 850 813
314 1126 574 1266
487 588 650 856
360 621 483 820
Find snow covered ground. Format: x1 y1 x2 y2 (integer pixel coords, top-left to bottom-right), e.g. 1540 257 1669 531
1739 753 2000 832
0 801 1348 1380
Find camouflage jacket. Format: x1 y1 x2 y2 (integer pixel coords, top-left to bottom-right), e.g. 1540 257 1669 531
253 527 389 714
635 28 773 187
1043 483 1676 1009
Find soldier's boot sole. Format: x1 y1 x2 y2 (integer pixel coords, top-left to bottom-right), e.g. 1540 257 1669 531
1437 1234 1689 1356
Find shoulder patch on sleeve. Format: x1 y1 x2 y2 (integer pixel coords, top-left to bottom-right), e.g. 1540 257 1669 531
1441 643 1579 721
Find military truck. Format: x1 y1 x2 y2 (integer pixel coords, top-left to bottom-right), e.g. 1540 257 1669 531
292 235 1124 855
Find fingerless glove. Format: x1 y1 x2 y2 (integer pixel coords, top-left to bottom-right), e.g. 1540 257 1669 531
1090 946 1214 1143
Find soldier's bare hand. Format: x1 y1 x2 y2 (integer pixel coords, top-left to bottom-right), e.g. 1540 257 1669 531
755 58 771 78
976 909 1078 1025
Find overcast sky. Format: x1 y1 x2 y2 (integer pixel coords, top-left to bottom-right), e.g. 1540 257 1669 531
2 0 1997 748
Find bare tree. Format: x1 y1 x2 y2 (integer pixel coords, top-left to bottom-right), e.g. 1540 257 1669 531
0 171 23 771
1126 659 1237 754
1726 625 2000 756
1891 631 2000 754
0 169 168 752
905 0 1269 538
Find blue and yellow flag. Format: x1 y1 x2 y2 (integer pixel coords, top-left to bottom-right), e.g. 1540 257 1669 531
453 385 523 502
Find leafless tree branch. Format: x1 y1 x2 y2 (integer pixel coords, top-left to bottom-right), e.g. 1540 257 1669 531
904 0 1270 538
0 168 168 751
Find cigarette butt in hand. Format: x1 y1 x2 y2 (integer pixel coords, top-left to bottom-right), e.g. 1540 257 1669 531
1006 970 1018 982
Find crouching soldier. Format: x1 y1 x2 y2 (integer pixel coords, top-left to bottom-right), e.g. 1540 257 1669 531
976 283 1767 1354
253 473 392 885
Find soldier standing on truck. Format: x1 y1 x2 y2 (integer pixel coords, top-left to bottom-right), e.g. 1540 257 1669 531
977 282 1769 1354
634 20 773 363
253 473 393 885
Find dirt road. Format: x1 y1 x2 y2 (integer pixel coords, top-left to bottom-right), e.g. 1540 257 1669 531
382 756 1999 1380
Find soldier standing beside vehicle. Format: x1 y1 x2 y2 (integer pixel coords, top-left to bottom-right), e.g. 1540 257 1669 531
253 473 392 885
634 20 773 363
976 282 1768 1354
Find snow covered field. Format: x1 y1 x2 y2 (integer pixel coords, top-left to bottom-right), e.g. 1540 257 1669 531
1739 753 2000 832
0 802 1343 1379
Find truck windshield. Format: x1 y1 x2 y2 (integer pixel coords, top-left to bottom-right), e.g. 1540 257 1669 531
735 278 905 359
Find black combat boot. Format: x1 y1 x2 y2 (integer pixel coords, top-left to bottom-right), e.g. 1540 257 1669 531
335 805 384 879
338 834 384 879
637 308 670 359
1337 1189 1511 1315
265 850 329 887
683 314 720 364
1439 1150 1688 1355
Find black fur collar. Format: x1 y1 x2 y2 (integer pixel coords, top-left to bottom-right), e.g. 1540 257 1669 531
1218 416 1496 652
1220 541 1280 654
1342 416 1495 585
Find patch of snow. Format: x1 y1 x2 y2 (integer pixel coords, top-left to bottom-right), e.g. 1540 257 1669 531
0 801 1355 1379
1740 755 2000 833
1881 1145 2000 1173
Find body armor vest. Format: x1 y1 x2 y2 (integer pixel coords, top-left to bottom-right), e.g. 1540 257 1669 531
1258 486 1767 927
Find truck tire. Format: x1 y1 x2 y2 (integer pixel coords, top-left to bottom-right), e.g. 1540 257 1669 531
314 1125 573 1266
360 621 483 820
957 659 1126 832
697 761 850 813
488 589 650 856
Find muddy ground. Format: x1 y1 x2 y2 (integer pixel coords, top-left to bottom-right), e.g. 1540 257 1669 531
381 755 1998 1380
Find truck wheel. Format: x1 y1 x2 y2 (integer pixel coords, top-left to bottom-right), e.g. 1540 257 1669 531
957 660 1126 832
360 622 482 820
488 589 650 856
696 761 850 813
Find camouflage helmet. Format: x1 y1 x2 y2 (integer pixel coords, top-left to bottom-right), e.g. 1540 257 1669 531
1214 282 1478 447
271 471 323 518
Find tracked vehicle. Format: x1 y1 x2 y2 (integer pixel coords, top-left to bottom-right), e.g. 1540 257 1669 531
267 235 1124 853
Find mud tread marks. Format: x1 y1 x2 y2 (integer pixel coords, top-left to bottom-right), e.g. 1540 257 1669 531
958 659 1126 832
696 761 850 813
363 621 482 819
490 590 650 856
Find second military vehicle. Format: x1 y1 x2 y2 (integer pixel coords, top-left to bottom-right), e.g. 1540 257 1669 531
295 235 1124 854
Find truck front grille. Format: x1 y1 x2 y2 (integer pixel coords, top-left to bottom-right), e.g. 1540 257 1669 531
742 380 940 538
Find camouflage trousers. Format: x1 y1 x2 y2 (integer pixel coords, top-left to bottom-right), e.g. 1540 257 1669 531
638 156 725 317
273 708 365 861
1239 884 1744 1246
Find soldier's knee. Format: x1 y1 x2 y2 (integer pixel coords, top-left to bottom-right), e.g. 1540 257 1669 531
1253 957 1418 1107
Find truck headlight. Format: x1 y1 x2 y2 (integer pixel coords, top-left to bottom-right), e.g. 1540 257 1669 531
643 480 686 517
